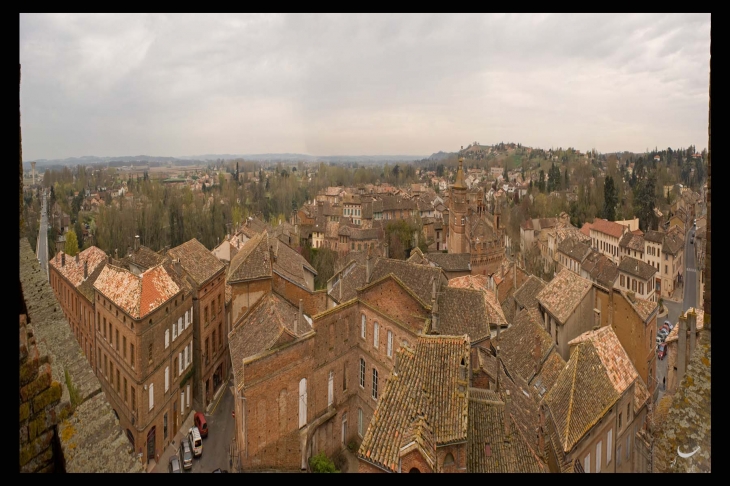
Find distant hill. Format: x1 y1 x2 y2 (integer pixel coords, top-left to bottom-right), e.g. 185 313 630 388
428 151 455 160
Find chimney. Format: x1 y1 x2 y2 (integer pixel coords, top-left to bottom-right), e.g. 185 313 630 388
84 260 88 279
504 390 511 438
174 258 181 276
134 235 140 251
297 299 302 334
75 252 80 264
677 314 688 385
688 310 697 361
61 252 65 267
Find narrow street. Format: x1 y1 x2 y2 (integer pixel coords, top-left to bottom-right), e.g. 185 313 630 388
187 377 236 473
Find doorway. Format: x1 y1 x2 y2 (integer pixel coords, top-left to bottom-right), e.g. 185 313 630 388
146 426 156 462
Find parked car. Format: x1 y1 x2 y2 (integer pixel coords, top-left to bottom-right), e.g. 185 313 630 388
180 441 193 470
194 412 208 438
658 328 669 341
660 323 671 335
188 426 203 458
657 342 667 360
664 320 674 331
656 334 664 345
690 236 694 245
212 468 228 473
169 454 182 473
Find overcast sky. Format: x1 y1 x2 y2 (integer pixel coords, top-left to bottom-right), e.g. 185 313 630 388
20 13 710 161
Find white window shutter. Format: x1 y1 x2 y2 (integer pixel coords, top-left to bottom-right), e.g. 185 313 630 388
188 306 193 328
179 352 183 375
165 366 169 392
181 391 185 412
172 322 177 341
178 317 183 336
165 329 170 349
186 384 190 409
149 383 154 411
387 331 393 357
184 346 188 368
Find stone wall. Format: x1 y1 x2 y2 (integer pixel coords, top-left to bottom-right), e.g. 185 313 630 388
20 238 144 473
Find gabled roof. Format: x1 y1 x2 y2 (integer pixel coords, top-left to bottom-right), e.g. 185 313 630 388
93 263 182 320
270 237 317 289
590 218 626 239
619 231 645 252
368 258 446 306
579 222 593 237
227 231 271 283
127 245 167 271
513 275 547 310
580 251 619 288
169 238 225 286
358 335 470 472
49 246 108 288
329 263 366 303
447 275 507 330
536 269 592 323
643 229 664 243
437 287 491 341
467 388 548 473
618 256 656 281
662 230 683 255
620 290 658 323
229 292 312 392
424 252 471 272
557 236 592 263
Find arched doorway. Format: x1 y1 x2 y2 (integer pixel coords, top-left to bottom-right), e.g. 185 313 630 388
146 426 156 462
409 467 421 473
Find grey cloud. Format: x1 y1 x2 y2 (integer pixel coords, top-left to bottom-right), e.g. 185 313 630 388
20 13 710 160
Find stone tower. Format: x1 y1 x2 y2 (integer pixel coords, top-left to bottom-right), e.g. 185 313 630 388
448 155 468 253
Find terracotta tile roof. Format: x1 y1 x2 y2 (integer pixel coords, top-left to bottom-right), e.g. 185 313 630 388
467 388 548 473
643 229 664 243
358 335 471 472
168 238 225 286
558 236 592 263
590 218 626 239
229 292 312 392
329 263 367 303
77 259 108 302
476 347 499 380
425 252 471 272
501 296 516 325
618 256 657 281
535 269 592 323
270 237 317 289
349 227 380 241
93 263 182 319
580 251 619 288
406 247 429 265
127 245 167 271
368 258 446 306
513 275 547 310
227 232 271 283
662 230 684 255
533 351 567 401
624 291 658 322
49 246 108 288
494 308 561 384
448 276 507 328
555 326 650 448
652 328 711 473
579 222 592 237
619 232 645 252
437 287 491 341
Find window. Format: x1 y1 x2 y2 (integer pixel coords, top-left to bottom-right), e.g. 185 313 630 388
617 445 622 466
607 429 613 464
218 294 222 316
124 377 128 403
619 412 622 428
211 300 216 318
179 317 184 336
164 413 168 440
165 366 169 392
298 378 307 429
130 344 135 368
444 453 455 467
387 330 393 358
109 322 112 342
620 275 625 287
596 441 602 473
205 338 210 364
186 384 190 409
373 322 379 348
165 329 170 349
584 453 590 473
343 362 347 391
372 368 378 399
179 352 183 375
123 336 127 358
328 371 334 406
639 282 644 294
204 306 209 324
359 358 365 388
110 362 114 386
148 383 154 411
626 434 630 459
361 315 366 339
131 386 136 411
172 321 177 341
104 354 108 377
103 317 107 338
358 408 363 437
115 329 120 351
148 343 153 365
218 323 222 348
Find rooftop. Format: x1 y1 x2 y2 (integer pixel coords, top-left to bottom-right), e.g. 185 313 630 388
536 269 592 323
424 252 471 272
590 218 626 239
358 335 470 472
168 238 226 286
618 256 657 281
513 275 547 310
619 231 645 252
49 246 108 288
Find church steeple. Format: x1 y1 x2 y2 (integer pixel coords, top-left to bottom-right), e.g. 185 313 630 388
454 155 466 189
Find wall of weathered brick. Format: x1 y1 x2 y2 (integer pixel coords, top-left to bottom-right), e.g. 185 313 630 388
230 278 271 326
20 239 144 473
272 273 326 316
359 278 429 332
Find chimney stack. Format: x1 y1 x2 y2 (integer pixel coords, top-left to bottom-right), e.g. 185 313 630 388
504 390 511 438
677 313 688 386
61 252 65 267
688 309 697 361
84 260 88 279
135 235 140 251
76 252 80 264
297 299 302 334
